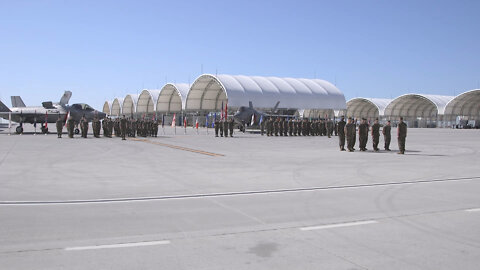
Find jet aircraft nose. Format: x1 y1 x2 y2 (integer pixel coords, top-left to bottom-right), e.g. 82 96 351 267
98 112 107 119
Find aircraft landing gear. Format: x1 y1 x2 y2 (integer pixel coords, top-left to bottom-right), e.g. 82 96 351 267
74 128 80 135
16 126 24 134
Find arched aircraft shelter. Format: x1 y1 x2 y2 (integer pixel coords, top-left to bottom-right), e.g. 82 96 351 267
346 98 392 120
186 74 346 113
384 94 454 127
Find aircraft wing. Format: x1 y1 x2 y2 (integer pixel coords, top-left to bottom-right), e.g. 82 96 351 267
0 100 11 112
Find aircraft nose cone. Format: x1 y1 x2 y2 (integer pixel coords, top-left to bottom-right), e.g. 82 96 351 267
99 112 106 119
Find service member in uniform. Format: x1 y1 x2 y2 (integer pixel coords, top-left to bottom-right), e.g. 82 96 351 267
358 118 369 151
56 114 63 138
120 115 127 140
371 118 381 151
274 118 279 136
337 116 346 151
214 118 220 137
397 117 407 154
223 119 229 138
67 116 75 138
229 118 234 137
326 118 334 138
345 117 356 152
382 120 392 151
80 115 87 138
219 119 224 137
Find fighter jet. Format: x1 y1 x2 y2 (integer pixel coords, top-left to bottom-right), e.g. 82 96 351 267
233 101 282 127
0 91 106 134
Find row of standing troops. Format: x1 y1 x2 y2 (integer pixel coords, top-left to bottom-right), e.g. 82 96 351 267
214 118 235 137
261 118 335 137
338 116 407 154
55 115 160 140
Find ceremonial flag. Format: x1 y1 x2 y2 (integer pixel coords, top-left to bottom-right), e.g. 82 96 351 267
259 115 263 125
33 110 37 128
184 116 187 127
205 116 209 128
162 114 165 128
195 118 199 129
212 113 216 128
64 111 70 127
224 101 228 119
250 114 255 126
171 113 176 127
45 111 48 128
220 101 224 120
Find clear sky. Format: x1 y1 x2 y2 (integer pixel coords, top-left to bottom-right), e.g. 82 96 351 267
0 0 479 110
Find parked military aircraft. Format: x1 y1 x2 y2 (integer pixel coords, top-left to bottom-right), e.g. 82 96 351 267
0 91 106 134
233 101 280 126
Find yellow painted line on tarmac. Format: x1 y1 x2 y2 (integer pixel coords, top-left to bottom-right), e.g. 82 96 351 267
130 138 224 157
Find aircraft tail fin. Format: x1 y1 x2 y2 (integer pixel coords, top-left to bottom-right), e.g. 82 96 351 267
0 100 11 112
272 101 280 113
11 96 26 107
59 91 72 106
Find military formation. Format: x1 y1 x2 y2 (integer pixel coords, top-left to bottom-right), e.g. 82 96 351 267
338 116 407 154
211 115 408 154
54 113 408 154
214 118 235 137
55 115 161 140
254 117 336 137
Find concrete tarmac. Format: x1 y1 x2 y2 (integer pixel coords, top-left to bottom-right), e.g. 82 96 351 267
0 127 479 269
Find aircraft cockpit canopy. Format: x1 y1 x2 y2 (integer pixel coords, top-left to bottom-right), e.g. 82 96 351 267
72 103 95 111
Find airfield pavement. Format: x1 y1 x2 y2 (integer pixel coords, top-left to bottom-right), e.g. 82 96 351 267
0 126 479 269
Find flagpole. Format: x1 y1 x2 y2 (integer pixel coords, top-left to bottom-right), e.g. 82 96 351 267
162 114 165 135
45 111 48 135
206 115 208 135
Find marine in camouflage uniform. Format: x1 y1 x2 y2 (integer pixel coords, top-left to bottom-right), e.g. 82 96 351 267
358 118 369 151
153 119 159 137
120 115 127 140
223 119 229 137
274 118 279 136
229 118 234 137
214 118 220 137
371 118 381 151
80 115 88 138
382 120 392 151
326 118 334 138
345 117 356 152
397 117 407 154
67 117 75 138
337 116 346 151
56 115 63 138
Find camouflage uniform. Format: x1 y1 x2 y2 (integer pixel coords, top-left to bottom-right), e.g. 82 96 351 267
120 116 127 140
67 117 75 138
358 119 369 151
397 119 407 154
371 120 381 151
345 118 356 151
337 117 346 151
382 122 392 151
56 116 63 138
214 119 220 137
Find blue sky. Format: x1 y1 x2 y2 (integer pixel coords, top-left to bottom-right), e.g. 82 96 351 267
0 0 479 110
